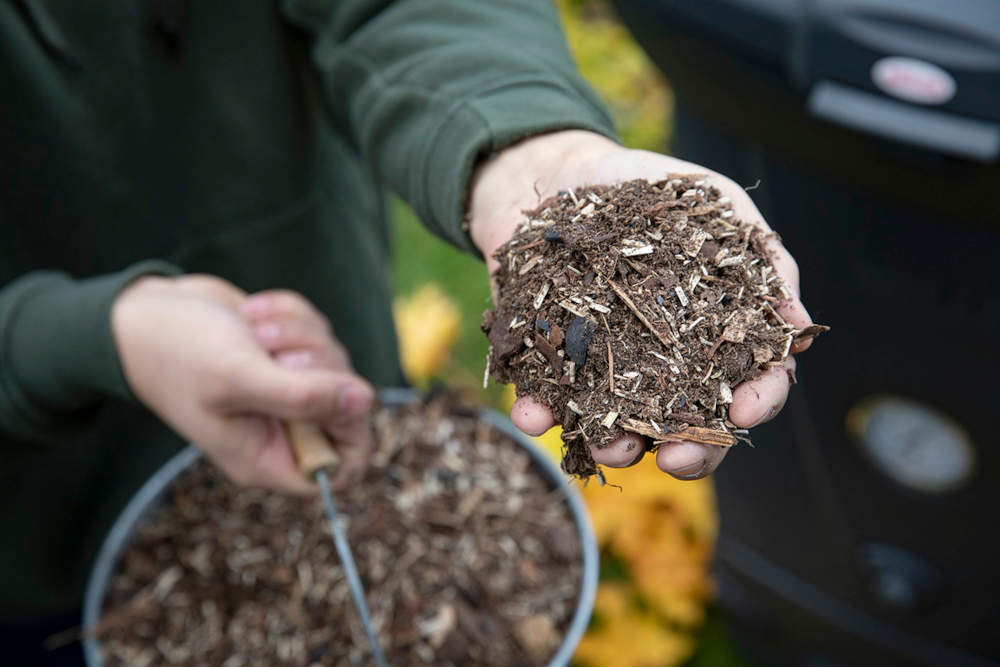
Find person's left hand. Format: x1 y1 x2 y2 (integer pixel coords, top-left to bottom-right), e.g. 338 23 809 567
468 130 815 480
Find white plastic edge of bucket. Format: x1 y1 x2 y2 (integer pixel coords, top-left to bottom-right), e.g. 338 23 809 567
82 387 599 667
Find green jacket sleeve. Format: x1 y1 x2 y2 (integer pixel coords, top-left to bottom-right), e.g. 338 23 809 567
0 260 181 443
281 0 619 254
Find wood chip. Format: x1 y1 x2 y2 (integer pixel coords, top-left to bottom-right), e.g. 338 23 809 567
606 341 615 393
483 349 491 389
621 244 655 257
534 333 562 375
656 426 737 447
558 300 589 318
780 333 794 359
614 390 659 408
721 309 756 343
621 418 661 439
718 255 744 268
607 278 676 349
681 229 709 257
518 255 543 276
793 324 831 341
533 282 551 310
670 412 706 426
549 323 564 347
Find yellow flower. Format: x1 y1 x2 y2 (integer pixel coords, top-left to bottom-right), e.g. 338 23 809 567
583 456 717 632
556 0 673 152
575 582 694 667
585 457 718 545
500 382 719 645
627 531 713 625
633 567 713 628
393 283 461 385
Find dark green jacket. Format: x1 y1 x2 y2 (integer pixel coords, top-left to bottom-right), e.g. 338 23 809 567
0 0 614 617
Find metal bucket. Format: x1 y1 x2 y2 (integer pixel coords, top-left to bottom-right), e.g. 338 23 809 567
82 388 599 666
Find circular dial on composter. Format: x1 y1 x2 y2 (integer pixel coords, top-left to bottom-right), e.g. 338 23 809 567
847 395 976 493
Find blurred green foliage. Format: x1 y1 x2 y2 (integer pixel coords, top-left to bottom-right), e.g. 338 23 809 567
556 0 673 151
388 197 498 401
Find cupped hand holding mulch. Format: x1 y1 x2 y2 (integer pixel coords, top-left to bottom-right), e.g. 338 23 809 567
468 130 826 481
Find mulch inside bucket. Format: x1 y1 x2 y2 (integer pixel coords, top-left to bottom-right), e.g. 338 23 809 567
95 394 583 666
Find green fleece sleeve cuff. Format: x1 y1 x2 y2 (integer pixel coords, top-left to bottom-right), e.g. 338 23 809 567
284 0 619 257
0 260 181 440
419 79 618 255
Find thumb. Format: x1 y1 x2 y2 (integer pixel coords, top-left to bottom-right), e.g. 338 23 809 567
227 358 375 424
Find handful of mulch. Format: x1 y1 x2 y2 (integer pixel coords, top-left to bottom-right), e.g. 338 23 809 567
96 395 583 666
483 176 826 478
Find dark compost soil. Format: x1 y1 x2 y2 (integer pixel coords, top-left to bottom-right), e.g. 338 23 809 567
96 396 583 666
483 176 826 478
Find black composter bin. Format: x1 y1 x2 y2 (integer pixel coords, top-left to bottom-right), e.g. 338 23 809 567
611 1 1000 665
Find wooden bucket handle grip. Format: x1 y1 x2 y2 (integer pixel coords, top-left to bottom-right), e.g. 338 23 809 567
287 421 341 477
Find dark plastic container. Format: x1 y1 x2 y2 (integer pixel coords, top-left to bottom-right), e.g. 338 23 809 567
613 1 1000 665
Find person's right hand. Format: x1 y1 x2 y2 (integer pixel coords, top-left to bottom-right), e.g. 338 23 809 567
111 274 374 494
469 130 815 481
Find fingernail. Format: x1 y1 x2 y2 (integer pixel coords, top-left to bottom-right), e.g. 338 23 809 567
669 460 707 480
338 385 371 417
254 322 280 342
